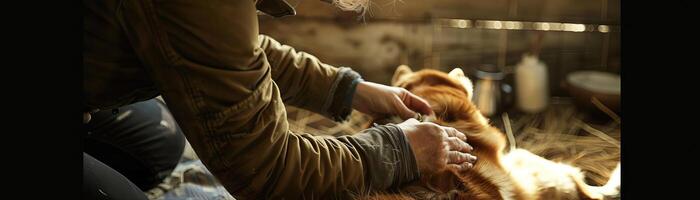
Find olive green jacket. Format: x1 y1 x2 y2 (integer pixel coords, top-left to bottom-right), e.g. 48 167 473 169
83 0 419 198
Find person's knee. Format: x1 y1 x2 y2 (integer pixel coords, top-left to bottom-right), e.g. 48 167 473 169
154 99 186 156
85 98 187 190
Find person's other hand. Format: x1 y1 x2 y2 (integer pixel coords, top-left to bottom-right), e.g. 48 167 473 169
352 81 433 119
396 118 477 174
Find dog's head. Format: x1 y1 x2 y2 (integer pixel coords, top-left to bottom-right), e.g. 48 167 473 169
390 65 489 131
386 65 514 200
392 65 473 100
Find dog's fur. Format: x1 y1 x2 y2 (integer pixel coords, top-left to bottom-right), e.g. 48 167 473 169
359 65 620 200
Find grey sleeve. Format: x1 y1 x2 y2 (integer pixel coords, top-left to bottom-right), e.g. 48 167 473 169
336 124 421 191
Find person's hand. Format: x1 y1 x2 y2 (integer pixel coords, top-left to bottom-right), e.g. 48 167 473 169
352 81 433 119
396 118 477 174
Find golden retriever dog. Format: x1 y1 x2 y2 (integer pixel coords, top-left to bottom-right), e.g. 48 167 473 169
359 65 620 200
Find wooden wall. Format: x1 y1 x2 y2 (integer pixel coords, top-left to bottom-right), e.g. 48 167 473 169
259 0 620 96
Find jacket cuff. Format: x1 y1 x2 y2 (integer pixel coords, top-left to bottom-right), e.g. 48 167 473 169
385 124 421 189
340 124 420 191
324 67 362 122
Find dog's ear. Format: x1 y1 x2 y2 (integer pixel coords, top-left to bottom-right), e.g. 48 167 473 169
392 65 413 86
448 68 474 100
448 67 465 77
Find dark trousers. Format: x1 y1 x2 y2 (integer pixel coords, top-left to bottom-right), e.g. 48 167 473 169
83 98 186 200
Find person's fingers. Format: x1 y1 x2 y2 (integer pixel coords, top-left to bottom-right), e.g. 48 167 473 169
442 127 468 142
447 162 474 172
394 96 418 120
447 137 473 152
447 151 477 164
403 91 434 116
447 151 467 164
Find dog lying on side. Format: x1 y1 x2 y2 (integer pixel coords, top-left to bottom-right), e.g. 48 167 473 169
359 65 620 200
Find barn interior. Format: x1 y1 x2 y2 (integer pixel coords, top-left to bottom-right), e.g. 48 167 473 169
89 0 621 199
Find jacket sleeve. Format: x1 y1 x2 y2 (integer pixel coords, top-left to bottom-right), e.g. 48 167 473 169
113 0 419 198
258 34 359 121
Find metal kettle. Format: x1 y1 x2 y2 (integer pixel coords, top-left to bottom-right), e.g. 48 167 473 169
472 65 514 117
